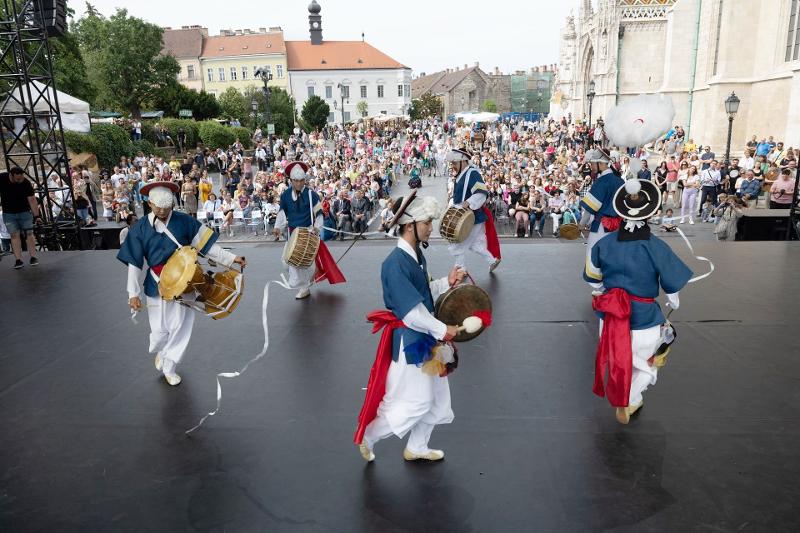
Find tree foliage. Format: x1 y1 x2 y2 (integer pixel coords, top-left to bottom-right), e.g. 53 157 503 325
153 83 220 121
218 87 249 123
410 92 443 120
481 99 498 113
49 30 96 104
356 100 369 117
267 87 296 138
73 7 179 117
301 95 329 131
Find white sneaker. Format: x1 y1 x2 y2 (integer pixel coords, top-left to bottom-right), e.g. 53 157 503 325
295 287 311 300
689 218 695 225
680 219 686 224
403 448 445 461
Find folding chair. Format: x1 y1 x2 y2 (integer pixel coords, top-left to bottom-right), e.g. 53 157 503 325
247 209 263 235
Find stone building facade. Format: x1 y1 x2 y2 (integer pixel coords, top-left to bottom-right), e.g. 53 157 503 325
556 0 800 152
412 64 512 117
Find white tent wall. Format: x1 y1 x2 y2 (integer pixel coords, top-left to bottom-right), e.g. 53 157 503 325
2 81 91 133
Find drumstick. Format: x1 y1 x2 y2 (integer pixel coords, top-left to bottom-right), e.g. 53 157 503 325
456 316 483 333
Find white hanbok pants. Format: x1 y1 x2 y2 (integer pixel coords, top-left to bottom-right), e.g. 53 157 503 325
448 222 495 269
363 345 454 454
146 295 195 371
599 320 661 406
585 225 607 282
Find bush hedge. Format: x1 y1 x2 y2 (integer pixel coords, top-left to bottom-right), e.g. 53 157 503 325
63 120 253 170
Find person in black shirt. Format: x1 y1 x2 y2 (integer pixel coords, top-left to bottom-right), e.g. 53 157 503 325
0 168 41 268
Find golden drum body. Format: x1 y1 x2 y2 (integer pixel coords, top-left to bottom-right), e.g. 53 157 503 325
283 227 320 268
440 206 475 244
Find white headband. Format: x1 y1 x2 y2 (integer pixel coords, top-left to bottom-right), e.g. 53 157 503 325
148 187 174 209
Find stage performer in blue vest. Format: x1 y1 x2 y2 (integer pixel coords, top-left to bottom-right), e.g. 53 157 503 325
585 178 692 424
446 148 501 273
117 181 246 386
354 190 465 462
580 148 624 284
272 161 345 299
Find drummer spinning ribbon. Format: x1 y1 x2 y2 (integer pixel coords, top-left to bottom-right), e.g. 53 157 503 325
117 181 246 386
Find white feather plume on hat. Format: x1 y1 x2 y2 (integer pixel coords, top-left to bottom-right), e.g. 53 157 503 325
604 94 675 148
397 196 442 224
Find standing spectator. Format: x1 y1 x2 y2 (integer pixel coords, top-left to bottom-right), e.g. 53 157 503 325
119 213 137 244
699 146 715 170
698 160 721 214
131 119 142 141
680 166 701 224
0 168 41 268
665 155 680 206
637 159 652 181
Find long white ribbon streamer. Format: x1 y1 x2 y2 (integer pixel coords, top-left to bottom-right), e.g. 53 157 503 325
185 276 293 435
673 225 715 283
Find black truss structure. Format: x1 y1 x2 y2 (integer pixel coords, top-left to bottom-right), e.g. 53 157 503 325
0 0 79 250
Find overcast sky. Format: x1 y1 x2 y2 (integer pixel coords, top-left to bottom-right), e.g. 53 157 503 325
76 0 577 75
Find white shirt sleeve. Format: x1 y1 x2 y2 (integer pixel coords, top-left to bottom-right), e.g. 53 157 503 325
314 212 324 231
127 263 143 299
274 209 287 231
665 292 680 310
205 243 236 267
402 303 448 341
429 276 450 302
466 191 487 210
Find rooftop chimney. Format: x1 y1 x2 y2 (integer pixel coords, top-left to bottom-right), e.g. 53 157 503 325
309 1 323 45
269 26 282 32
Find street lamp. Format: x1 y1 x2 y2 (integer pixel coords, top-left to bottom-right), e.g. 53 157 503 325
586 80 596 129
336 83 349 130
251 98 258 129
537 78 547 116
724 91 740 165
255 67 274 167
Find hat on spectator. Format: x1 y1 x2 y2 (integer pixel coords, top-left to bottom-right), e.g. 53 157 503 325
613 178 661 221
284 161 309 181
445 148 473 162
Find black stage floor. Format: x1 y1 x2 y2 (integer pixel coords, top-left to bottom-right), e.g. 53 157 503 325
1 240 799 532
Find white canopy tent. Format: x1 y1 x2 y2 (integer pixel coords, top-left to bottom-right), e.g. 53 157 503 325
2 81 91 133
454 111 500 124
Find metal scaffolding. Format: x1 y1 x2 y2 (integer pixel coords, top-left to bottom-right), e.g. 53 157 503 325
0 0 78 250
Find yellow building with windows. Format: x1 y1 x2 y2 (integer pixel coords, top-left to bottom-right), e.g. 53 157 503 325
199 28 288 97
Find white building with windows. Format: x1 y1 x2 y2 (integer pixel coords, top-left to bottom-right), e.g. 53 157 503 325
556 0 800 151
287 1 411 124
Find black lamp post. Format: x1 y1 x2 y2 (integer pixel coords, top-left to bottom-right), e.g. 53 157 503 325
256 67 273 166
250 98 258 130
724 91 740 165
586 80 596 128
537 78 547 116
337 83 347 130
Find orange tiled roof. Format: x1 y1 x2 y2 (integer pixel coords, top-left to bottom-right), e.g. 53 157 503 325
285 40 408 71
201 32 286 59
162 28 205 58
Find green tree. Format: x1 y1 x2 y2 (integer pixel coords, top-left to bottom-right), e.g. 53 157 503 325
73 7 179 118
410 92 443 120
152 83 220 121
301 95 329 132
267 87 296 138
481 99 498 113
356 100 369 118
218 87 248 123
50 30 96 104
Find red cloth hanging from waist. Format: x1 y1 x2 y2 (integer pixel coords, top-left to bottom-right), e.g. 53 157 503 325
481 206 501 259
151 264 165 276
289 227 346 285
591 288 655 407
354 310 404 444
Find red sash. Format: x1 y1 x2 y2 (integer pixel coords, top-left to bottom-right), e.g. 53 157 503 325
353 310 403 444
591 288 654 407
481 206 501 259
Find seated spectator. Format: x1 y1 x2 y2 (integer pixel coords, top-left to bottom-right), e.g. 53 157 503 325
737 170 761 204
513 192 531 238
660 208 677 232
547 189 566 237
529 191 547 237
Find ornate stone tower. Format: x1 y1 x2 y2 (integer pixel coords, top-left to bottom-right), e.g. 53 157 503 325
309 0 322 45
